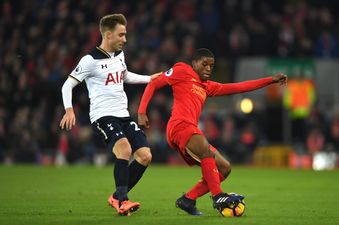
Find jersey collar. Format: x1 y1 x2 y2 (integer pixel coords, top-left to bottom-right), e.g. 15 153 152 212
96 46 111 58
96 46 122 58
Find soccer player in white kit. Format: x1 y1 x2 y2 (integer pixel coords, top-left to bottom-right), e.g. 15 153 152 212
60 14 160 216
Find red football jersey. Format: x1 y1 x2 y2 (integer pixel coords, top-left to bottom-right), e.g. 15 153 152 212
138 62 273 126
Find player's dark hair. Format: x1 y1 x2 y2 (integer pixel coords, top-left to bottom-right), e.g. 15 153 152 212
100 14 127 34
192 48 214 61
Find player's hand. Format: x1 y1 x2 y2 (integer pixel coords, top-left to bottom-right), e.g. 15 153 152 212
60 108 76 130
138 113 150 128
150 72 162 81
272 73 288 86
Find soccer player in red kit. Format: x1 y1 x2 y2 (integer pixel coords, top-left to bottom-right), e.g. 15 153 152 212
138 48 287 216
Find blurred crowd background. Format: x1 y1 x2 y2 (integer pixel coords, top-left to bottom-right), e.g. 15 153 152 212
1 0 339 169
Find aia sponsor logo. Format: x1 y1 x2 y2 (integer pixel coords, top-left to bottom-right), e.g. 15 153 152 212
105 70 126 85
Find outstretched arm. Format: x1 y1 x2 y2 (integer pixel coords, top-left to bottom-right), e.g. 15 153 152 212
207 73 287 96
124 71 162 84
138 74 168 128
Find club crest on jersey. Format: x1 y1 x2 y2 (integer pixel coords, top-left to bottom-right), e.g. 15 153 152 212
105 70 126 85
165 68 173 77
74 65 82 74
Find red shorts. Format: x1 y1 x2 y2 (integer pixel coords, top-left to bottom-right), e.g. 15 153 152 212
166 120 217 166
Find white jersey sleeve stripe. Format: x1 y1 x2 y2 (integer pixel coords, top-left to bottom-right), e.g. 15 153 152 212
69 74 81 83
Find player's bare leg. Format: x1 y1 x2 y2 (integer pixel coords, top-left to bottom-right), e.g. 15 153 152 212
214 150 231 179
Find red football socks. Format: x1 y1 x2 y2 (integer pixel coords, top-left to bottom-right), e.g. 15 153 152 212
186 178 206 200
186 170 225 200
200 157 222 196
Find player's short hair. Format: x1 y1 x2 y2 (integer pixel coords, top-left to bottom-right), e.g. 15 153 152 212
192 48 215 61
99 14 127 35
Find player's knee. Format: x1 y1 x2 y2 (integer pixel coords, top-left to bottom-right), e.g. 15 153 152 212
134 147 152 166
113 138 132 159
140 151 152 165
219 161 232 180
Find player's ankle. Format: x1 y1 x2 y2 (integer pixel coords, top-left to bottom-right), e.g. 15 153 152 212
212 192 226 198
185 193 197 200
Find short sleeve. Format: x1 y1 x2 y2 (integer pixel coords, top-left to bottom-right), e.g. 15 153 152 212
69 55 94 82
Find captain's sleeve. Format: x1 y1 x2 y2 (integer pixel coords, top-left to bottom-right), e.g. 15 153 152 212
69 55 94 82
138 73 168 114
206 77 273 96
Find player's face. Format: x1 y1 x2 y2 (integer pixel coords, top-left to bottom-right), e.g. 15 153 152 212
192 57 215 81
108 24 127 51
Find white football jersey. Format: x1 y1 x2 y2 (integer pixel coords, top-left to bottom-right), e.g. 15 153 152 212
69 47 150 123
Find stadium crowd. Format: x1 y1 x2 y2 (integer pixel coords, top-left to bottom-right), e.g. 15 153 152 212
1 0 339 165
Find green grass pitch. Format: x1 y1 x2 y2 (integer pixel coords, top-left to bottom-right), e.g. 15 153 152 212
1 165 338 225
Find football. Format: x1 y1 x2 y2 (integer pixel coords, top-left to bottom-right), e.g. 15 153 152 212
219 195 246 217
220 201 245 217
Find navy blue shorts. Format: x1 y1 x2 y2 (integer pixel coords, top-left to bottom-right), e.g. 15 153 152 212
92 116 149 153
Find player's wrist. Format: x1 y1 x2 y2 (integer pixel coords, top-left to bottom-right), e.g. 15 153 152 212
137 111 146 115
65 107 74 113
270 76 276 83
